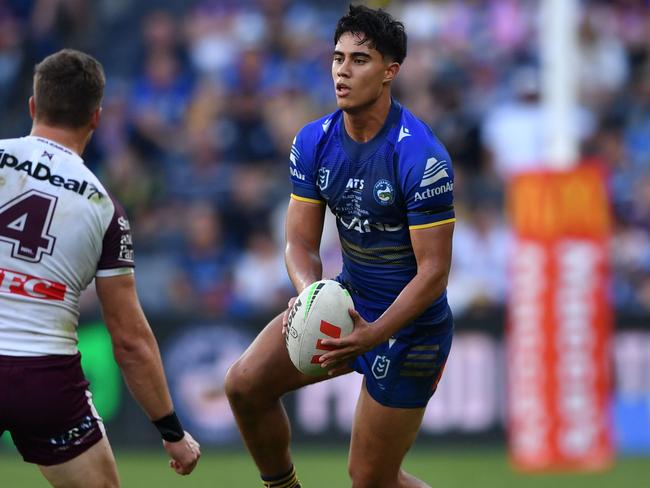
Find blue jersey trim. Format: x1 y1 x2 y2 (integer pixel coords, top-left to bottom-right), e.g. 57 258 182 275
291 181 322 201
407 209 456 227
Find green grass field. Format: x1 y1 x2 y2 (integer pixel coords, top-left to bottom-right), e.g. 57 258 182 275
0 447 646 487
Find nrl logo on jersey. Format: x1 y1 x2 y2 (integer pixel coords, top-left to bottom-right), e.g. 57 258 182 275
317 167 330 190
371 355 390 379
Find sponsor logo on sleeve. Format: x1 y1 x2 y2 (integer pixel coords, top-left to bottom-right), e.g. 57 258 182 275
420 157 449 187
414 181 454 201
289 138 306 180
119 234 134 262
290 167 305 181
289 138 300 166
117 216 130 232
115 216 134 262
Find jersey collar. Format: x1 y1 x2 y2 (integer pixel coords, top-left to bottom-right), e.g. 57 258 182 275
340 99 402 162
24 135 85 164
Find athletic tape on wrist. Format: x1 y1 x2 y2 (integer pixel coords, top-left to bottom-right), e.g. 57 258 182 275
152 411 184 442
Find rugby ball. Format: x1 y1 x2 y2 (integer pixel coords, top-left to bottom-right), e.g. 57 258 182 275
285 280 354 376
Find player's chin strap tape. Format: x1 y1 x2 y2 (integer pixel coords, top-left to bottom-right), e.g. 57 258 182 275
152 411 185 442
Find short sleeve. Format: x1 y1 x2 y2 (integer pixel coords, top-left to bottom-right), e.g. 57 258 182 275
400 137 455 230
96 195 135 277
289 127 323 204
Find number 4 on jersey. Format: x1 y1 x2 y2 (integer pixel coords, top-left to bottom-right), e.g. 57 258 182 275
0 190 57 262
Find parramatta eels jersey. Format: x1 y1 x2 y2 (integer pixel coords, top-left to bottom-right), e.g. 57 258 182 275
290 101 454 329
0 136 134 356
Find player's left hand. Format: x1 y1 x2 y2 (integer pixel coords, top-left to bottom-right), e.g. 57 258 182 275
163 431 201 475
318 308 382 376
281 296 298 337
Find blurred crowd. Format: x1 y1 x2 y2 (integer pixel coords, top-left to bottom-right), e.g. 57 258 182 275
1 0 649 318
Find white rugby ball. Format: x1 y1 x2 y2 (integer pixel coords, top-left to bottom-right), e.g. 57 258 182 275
285 279 354 376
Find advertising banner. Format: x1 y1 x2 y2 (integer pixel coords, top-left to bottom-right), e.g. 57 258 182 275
5 319 648 454
507 165 614 470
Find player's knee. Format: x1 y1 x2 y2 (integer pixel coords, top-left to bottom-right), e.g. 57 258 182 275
224 359 262 409
224 359 247 402
83 476 119 488
103 474 120 488
348 462 394 488
92 451 121 488
350 473 390 488
43 464 120 488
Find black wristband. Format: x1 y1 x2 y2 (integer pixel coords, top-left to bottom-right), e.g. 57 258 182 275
152 411 184 442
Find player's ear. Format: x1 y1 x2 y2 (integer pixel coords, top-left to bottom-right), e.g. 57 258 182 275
383 62 400 85
28 96 36 120
89 107 102 130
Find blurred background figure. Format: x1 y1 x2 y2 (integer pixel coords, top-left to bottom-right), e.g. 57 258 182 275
169 201 235 317
481 64 595 181
231 226 293 318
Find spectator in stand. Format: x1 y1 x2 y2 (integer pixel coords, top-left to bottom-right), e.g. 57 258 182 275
169 202 235 316
130 48 194 156
481 65 595 180
447 202 509 314
232 228 293 318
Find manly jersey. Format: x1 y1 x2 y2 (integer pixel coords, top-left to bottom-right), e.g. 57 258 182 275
0 136 134 356
289 101 454 329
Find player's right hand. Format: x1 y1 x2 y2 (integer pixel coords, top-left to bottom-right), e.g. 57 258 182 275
319 308 377 376
282 296 298 337
163 431 201 475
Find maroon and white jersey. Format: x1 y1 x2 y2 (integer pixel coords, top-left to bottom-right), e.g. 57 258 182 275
0 136 134 356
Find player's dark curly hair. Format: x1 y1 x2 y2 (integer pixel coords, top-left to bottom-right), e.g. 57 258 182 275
334 4 407 64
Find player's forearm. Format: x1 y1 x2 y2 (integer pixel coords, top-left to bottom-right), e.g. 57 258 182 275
111 326 174 421
371 268 448 342
285 242 322 293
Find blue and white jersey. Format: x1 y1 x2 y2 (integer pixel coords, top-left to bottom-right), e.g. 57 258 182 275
289 101 455 331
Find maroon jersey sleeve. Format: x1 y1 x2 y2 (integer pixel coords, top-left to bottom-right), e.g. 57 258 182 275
96 195 135 276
